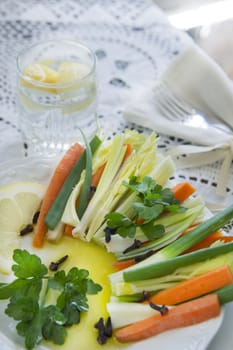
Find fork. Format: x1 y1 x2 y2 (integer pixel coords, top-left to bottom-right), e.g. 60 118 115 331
153 82 233 135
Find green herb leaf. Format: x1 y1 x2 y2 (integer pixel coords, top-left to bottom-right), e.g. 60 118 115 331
140 222 165 240
41 305 67 344
12 249 48 279
17 313 42 350
132 202 164 223
104 176 186 244
87 279 103 294
123 176 156 198
105 212 136 238
6 296 39 321
0 249 102 349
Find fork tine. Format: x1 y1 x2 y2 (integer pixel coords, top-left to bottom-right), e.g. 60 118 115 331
166 90 194 116
154 98 177 121
154 83 189 121
153 81 233 134
158 86 189 119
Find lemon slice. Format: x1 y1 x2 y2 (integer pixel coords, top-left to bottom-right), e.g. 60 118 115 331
0 231 21 275
24 63 58 83
57 61 91 84
0 182 45 273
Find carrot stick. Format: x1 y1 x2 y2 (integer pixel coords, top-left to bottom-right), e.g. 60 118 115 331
183 232 228 253
115 294 221 343
148 265 233 306
112 259 135 271
63 224 74 237
91 163 106 188
181 224 200 236
172 182 196 203
33 143 84 248
219 236 233 242
122 143 133 163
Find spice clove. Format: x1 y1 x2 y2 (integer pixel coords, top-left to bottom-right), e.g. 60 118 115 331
149 301 169 315
49 255 68 271
19 224 34 236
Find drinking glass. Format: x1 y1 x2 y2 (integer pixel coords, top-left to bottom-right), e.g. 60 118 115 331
17 40 97 155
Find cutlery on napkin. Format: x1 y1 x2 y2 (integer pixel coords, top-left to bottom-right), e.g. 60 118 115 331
124 44 233 196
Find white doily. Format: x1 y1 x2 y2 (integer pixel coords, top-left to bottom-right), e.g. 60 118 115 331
0 0 232 209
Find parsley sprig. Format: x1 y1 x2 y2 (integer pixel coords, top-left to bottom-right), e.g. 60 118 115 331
105 176 185 240
0 249 102 349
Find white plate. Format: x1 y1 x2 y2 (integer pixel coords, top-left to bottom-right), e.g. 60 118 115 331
0 157 224 350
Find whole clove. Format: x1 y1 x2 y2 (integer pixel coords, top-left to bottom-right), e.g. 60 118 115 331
19 224 34 236
49 255 68 271
149 301 169 315
134 249 154 263
123 239 142 254
104 226 117 243
94 316 113 345
32 211 40 225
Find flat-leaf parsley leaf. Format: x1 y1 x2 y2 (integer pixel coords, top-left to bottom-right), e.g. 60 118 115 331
0 249 102 349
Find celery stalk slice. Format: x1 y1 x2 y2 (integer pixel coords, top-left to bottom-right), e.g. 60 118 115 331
74 134 126 240
76 130 93 219
116 204 204 260
124 241 233 282
119 203 233 282
93 155 176 245
107 302 160 329
86 133 159 239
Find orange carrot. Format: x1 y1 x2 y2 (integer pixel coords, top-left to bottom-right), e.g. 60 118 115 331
63 224 74 237
181 224 199 236
115 294 221 343
148 265 233 306
219 236 233 242
172 182 196 203
122 143 133 163
33 143 84 248
183 232 231 253
112 259 135 271
91 163 106 188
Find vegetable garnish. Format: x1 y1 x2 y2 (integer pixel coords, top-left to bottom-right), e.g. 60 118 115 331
105 175 186 242
33 143 85 248
148 265 233 306
2 130 233 348
45 135 101 232
114 294 221 343
0 249 102 350
122 240 233 282
110 203 233 286
76 129 93 219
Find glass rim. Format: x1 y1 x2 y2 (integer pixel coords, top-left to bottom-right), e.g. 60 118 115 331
16 39 96 88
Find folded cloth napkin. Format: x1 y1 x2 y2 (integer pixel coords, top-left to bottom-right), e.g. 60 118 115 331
124 43 233 196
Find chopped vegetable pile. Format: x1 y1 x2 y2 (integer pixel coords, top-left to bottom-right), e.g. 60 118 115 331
1 129 233 349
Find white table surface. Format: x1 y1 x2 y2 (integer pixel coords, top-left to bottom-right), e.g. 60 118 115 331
0 1 232 349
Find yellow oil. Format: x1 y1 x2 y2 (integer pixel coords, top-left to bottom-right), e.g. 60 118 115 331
30 237 123 350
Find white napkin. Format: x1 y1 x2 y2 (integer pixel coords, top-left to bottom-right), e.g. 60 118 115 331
162 44 233 129
124 44 233 196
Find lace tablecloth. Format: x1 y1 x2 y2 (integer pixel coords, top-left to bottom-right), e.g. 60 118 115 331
0 1 233 349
